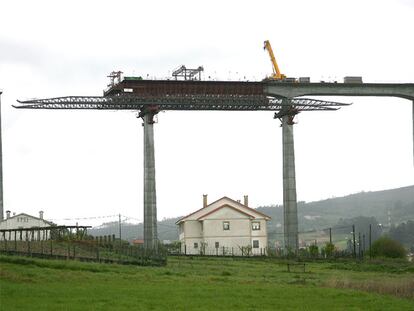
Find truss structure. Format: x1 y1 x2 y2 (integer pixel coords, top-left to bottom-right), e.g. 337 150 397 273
15 95 350 116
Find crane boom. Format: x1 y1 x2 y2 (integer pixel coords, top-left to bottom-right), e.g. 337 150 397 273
263 40 286 80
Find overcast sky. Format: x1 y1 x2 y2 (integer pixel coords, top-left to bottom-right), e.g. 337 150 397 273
1 0 413 226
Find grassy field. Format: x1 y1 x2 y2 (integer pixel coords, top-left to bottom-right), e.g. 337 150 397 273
1 255 413 310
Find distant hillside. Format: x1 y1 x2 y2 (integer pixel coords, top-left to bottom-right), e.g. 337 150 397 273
257 185 414 233
89 185 414 242
89 217 180 242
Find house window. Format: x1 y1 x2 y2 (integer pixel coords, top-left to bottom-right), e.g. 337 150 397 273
215 242 219 248
194 242 198 249
223 221 230 230
252 222 261 231
253 240 259 248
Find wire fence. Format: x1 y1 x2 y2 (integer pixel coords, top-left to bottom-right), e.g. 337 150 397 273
0 227 166 266
167 223 384 260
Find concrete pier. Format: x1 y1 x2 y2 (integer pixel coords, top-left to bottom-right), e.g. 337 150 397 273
143 113 158 249
282 112 299 253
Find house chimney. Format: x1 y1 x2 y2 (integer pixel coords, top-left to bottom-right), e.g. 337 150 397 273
203 194 208 208
6 210 10 219
39 211 44 220
244 195 249 206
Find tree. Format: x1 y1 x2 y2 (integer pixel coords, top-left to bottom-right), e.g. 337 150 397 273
370 236 406 259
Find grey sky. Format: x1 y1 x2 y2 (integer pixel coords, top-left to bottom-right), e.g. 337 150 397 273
1 0 413 226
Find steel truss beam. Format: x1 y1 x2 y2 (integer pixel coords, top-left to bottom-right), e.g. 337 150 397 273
15 95 350 114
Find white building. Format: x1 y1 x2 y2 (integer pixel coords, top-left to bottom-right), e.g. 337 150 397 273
0 210 53 240
176 195 271 256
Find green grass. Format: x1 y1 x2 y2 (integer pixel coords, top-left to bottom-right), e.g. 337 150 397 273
1 255 414 310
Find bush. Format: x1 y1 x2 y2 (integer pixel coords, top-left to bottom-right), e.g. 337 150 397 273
323 242 335 257
309 244 319 258
370 236 406 259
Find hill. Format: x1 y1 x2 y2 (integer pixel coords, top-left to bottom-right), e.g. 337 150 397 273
258 185 414 233
89 185 414 242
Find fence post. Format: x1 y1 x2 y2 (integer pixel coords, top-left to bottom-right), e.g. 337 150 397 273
50 239 53 256
358 232 361 259
222 246 225 256
4 232 7 251
14 231 17 251
26 231 30 255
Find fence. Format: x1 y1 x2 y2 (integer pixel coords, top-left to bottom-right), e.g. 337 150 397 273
167 223 383 260
295 223 383 260
0 226 167 266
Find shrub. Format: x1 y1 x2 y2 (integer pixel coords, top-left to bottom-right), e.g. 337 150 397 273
309 244 319 258
323 242 335 257
370 236 406 259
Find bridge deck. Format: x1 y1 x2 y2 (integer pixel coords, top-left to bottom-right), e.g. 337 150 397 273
104 79 414 100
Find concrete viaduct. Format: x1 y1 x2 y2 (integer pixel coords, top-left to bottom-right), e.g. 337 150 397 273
10 80 414 253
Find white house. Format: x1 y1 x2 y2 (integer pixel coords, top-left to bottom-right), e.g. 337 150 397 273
176 195 271 256
0 210 54 240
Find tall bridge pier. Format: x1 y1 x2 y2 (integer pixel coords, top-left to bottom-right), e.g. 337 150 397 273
281 107 299 252
142 111 158 249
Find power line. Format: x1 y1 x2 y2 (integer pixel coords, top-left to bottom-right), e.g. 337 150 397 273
48 214 119 221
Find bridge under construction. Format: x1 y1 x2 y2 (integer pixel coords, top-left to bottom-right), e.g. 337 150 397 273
12 78 414 252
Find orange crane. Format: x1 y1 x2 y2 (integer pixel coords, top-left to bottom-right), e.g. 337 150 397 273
263 40 286 81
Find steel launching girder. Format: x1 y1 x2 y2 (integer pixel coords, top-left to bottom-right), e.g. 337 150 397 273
15 95 350 114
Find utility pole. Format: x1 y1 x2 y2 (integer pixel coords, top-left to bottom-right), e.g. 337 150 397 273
352 225 356 259
362 234 366 258
118 213 122 248
0 91 3 221
329 227 332 244
369 224 372 259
